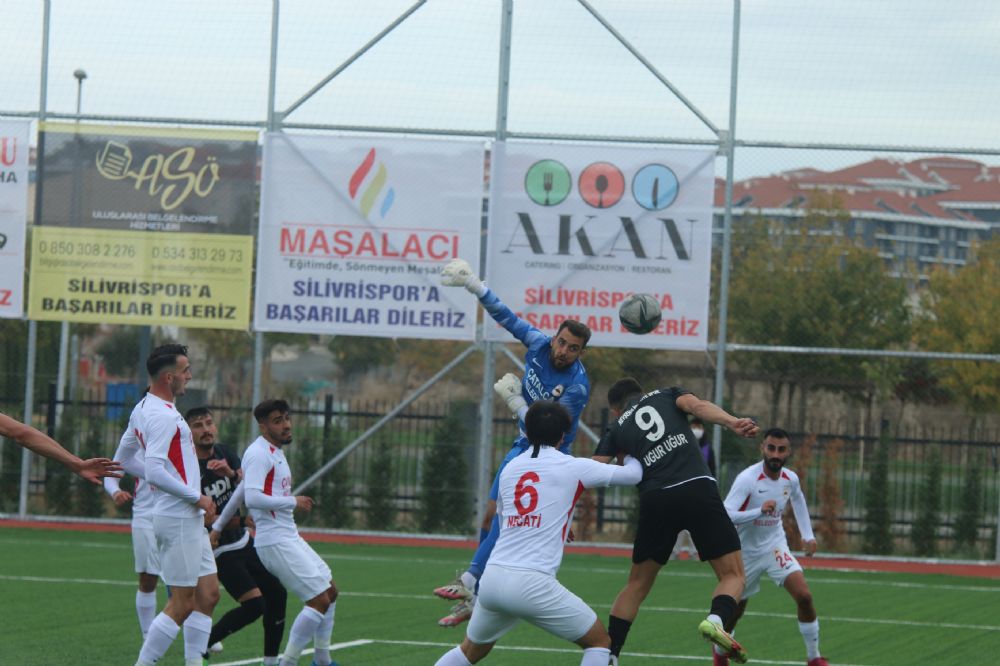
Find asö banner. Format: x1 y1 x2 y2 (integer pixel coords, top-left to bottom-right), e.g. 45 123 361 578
254 133 484 340
28 123 257 329
0 119 29 319
487 141 715 350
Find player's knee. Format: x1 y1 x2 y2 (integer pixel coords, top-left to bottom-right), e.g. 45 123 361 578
242 595 265 619
327 583 338 603
795 590 814 611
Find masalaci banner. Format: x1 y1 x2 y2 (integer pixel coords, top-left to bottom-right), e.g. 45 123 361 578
487 141 716 350
0 119 30 319
254 133 485 340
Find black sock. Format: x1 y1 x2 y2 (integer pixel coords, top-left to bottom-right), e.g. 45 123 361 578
710 594 738 632
262 591 288 658
208 596 265 647
608 615 633 657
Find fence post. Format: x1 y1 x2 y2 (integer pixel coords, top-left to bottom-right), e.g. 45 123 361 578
323 394 334 443
46 381 58 438
596 407 609 533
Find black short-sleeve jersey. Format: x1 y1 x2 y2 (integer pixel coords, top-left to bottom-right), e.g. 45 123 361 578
198 443 244 547
595 386 712 493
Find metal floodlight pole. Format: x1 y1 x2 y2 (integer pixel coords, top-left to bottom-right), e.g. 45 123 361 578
55 68 87 429
20 0 52 517
711 0 741 471
253 0 281 411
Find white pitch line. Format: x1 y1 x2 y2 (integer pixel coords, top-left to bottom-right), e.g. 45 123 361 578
346 638 880 666
212 640 373 666
3 574 997 633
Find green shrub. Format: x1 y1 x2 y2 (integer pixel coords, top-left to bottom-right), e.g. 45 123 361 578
953 453 982 556
418 403 473 534
862 425 893 554
911 448 942 557
364 438 395 530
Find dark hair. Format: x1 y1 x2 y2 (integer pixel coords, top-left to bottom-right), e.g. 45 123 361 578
689 417 704 426
524 401 571 457
607 377 643 411
146 343 188 377
184 406 213 423
557 319 592 347
254 398 290 424
763 427 789 440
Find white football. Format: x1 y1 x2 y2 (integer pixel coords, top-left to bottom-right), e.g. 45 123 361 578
618 293 662 334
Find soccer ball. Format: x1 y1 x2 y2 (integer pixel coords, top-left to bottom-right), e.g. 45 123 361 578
618 293 662 334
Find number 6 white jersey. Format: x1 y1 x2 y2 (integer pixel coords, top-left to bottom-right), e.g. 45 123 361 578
489 446 642 577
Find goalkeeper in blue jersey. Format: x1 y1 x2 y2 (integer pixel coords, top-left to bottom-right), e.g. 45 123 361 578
433 258 592 627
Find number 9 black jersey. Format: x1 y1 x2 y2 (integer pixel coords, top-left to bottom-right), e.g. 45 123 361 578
595 386 713 494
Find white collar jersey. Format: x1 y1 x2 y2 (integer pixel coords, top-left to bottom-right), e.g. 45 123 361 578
490 446 623 577
241 436 297 547
119 404 154 528
137 393 199 519
723 461 814 555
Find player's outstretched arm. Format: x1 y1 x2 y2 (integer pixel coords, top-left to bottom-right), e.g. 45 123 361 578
675 395 759 438
0 412 121 485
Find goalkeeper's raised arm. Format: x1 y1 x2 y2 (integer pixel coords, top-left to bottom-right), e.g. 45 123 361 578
440 257 542 347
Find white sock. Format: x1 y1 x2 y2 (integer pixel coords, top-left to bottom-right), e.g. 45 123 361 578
281 606 324 665
714 643 729 656
460 571 477 590
313 602 336 665
434 646 472 666
183 610 213 661
135 590 157 638
581 647 611 665
138 613 180 664
707 613 723 627
799 619 820 660
263 658 280 666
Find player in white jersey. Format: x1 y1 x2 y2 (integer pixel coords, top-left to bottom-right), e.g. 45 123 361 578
434 401 643 666
718 428 829 666
134 344 221 666
103 397 161 640
243 398 340 666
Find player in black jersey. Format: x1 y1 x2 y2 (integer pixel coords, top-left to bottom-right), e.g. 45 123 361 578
187 407 288 666
593 378 759 665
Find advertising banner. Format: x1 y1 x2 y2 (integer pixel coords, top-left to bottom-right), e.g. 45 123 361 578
28 123 257 328
254 133 484 340
29 227 252 329
487 141 716 350
0 119 30 318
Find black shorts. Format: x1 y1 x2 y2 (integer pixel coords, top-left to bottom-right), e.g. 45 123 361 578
632 477 741 565
216 541 283 601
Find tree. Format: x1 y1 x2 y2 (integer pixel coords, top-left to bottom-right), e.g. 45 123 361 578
953 453 983 556
815 439 846 552
721 195 911 427
319 421 354 528
911 448 942 557
364 438 395 530
916 237 1000 415
862 424 893 554
418 402 474 534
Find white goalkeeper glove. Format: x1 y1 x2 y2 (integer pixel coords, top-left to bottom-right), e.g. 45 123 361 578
494 373 527 417
441 258 485 296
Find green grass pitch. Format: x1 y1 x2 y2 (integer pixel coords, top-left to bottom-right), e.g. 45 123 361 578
1 526 999 665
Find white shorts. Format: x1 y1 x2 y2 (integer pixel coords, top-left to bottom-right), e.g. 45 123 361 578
467 564 597 645
741 543 803 600
152 514 217 587
132 525 161 576
256 535 332 602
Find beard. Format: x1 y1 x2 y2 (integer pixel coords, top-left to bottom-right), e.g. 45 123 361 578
765 457 784 472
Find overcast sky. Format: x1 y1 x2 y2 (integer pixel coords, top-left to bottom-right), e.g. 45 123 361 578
3 0 1000 179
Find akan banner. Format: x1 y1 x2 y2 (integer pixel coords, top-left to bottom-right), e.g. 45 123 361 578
254 133 484 340
28 123 257 329
487 141 715 350
0 119 29 318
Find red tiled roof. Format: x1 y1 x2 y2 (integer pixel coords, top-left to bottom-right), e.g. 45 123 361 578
716 156 999 222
